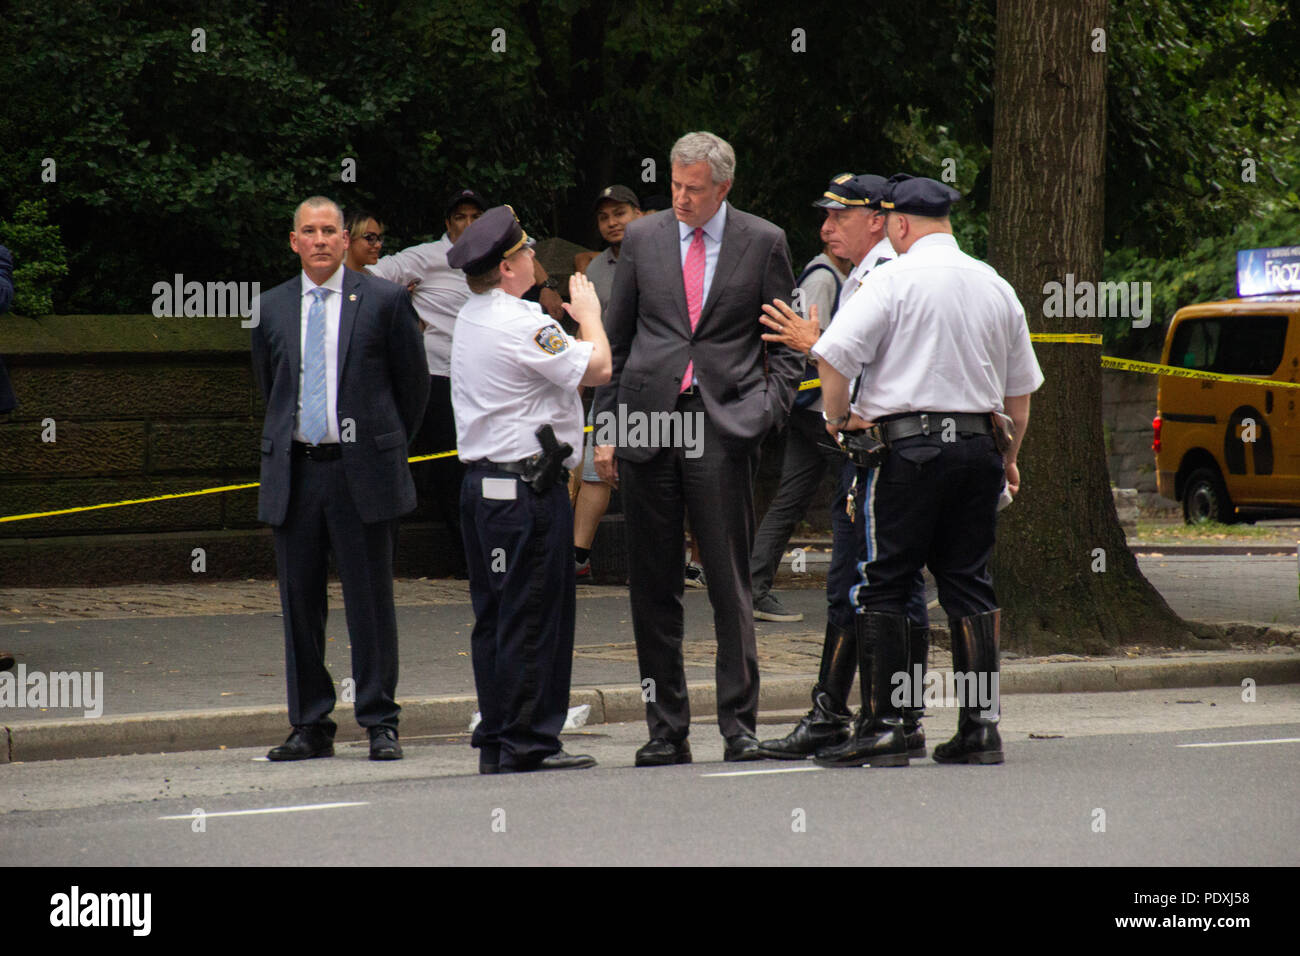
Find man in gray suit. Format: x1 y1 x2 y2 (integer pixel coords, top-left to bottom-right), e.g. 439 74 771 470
593 132 801 764
251 196 429 762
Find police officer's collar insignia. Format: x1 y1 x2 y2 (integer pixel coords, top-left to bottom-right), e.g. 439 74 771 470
534 324 568 355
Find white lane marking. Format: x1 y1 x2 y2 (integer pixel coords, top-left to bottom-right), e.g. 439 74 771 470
159 801 369 820
701 766 823 777
1177 737 1300 749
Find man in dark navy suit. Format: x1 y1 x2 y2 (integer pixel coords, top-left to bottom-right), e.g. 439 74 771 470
251 197 429 762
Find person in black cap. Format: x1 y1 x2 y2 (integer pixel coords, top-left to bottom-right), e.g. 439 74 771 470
754 174 928 760
572 185 644 580
808 175 1044 767
369 188 486 573
449 205 611 773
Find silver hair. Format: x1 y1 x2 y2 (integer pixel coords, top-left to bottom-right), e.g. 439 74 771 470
670 131 736 184
293 196 344 230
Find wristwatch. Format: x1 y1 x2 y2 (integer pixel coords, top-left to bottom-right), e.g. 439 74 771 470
823 410 850 428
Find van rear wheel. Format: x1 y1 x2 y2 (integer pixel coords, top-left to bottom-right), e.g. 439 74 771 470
1183 467 1234 525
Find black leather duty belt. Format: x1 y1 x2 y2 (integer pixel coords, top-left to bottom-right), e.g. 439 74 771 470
464 458 531 475
875 412 993 443
292 441 342 461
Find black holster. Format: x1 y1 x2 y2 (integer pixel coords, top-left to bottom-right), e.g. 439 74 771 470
519 424 572 494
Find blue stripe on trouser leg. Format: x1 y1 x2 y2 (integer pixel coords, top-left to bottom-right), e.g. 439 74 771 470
848 464 878 610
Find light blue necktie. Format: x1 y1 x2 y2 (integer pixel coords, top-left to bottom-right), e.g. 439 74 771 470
301 287 330 445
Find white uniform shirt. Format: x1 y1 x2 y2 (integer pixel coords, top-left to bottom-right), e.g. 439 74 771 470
368 234 467 376
812 233 1044 421
451 289 593 468
839 236 896 308
293 266 344 444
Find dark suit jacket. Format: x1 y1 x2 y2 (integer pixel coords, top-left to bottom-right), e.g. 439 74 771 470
0 244 15 413
250 266 429 526
593 206 800 460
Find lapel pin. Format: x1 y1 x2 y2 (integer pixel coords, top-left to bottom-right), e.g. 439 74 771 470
348 294 357 301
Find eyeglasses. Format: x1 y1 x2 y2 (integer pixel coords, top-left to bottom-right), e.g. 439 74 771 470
361 233 384 244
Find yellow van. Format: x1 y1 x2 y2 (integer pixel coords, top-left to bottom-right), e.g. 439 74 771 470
1153 295 1300 523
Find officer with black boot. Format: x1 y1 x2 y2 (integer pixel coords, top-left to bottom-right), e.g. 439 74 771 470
808 175 1043 768
448 206 612 774
755 175 928 759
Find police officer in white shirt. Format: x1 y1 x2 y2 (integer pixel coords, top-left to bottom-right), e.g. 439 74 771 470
756 174 929 761
810 175 1044 768
448 205 612 774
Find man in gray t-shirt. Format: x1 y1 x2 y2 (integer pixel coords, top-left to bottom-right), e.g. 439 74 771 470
572 185 644 578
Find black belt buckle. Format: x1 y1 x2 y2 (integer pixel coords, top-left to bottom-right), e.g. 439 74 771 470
293 441 341 461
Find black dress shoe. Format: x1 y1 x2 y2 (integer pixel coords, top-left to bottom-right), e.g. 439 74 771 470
500 749 597 773
368 726 403 761
479 754 500 775
267 726 334 762
724 733 763 762
635 737 692 767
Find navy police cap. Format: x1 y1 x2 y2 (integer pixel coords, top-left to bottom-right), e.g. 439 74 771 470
880 176 961 217
446 205 536 277
813 173 888 209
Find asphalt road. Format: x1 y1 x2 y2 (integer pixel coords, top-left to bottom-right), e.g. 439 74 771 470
3 685 1296 866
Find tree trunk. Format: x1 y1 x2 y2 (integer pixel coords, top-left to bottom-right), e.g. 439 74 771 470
987 0 1192 654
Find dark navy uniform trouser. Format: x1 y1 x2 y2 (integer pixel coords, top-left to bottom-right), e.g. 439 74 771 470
460 465 575 769
851 432 1003 620
829 457 927 632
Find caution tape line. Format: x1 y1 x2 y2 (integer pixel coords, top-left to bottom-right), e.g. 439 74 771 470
797 333 1102 392
3 351 1292 523
1099 355 1300 389
1030 333 1103 344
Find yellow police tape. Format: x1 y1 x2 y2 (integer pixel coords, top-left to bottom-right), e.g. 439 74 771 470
1099 355 1300 389
1 341 1292 524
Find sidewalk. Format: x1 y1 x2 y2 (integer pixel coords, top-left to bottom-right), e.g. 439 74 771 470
2 556 1298 761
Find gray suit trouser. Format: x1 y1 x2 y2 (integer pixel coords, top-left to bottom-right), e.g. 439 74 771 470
620 393 761 741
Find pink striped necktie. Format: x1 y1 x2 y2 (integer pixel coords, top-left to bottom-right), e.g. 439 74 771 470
680 226 705 392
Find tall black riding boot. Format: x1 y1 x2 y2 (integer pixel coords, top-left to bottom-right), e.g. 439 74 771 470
759 621 855 758
902 624 928 758
933 609 1003 765
813 612 909 768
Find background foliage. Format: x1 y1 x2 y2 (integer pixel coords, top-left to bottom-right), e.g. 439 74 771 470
1 0 1295 353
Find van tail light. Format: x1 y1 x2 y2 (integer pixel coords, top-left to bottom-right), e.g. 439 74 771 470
1152 415 1162 453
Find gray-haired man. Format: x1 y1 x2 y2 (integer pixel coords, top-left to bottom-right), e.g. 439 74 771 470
592 131 802 765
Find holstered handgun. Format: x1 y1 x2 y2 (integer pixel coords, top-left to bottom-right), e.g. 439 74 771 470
840 426 889 469
520 424 572 494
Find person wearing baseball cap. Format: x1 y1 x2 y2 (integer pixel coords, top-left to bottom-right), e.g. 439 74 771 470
368 187 487 574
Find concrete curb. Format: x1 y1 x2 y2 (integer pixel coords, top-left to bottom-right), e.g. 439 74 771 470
3 654 1297 763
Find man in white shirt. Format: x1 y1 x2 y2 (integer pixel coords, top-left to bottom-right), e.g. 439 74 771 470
811 175 1044 769
756 174 926 761
369 189 485 569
